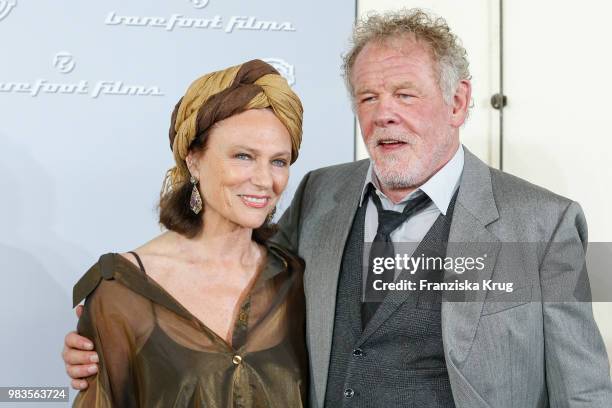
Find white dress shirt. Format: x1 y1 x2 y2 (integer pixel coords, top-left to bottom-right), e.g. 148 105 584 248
359 145 465 286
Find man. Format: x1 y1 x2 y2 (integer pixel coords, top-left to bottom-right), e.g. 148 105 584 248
63 9 612 407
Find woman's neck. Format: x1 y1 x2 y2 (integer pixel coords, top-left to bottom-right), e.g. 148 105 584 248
167 212 260 268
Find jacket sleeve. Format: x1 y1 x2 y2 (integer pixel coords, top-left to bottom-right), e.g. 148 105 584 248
270 171 312 255
540 201 612 407
72 266 139 407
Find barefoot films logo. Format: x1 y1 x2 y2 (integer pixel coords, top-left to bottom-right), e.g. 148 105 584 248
189 0 209 9
104 0 295 33
0 0 17 22
262 58 296 86
53 52 76 74
0 52 164 98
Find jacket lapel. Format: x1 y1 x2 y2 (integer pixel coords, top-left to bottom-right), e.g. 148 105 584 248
303 159 370 405
442 147 500 367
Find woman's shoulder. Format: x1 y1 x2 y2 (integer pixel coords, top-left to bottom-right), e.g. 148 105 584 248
73 254 111 307
74 253 157 343
266 242 304 274
72 252 150 308
72 233 175 307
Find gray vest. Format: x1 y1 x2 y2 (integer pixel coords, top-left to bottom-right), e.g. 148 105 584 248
324 192 458 407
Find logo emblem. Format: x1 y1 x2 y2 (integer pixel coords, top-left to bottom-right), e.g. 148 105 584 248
263 58 295 86
189 0 209 9
0 0 17 22
53 52 76 74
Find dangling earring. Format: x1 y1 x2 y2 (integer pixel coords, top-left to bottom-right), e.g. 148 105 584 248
266 207 276 224
189 176 203 214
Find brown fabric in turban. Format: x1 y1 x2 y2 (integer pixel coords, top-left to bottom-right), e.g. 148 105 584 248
162 59 303 197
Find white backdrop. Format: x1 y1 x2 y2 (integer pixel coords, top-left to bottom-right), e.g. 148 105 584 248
0 0 356 404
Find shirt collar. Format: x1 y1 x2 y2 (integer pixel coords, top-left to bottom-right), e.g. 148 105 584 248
359 144 464 215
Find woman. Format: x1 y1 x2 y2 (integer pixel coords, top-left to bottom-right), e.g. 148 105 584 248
71 59 308 407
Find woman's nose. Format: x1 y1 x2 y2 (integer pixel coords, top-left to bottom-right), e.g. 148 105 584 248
251 162 273 189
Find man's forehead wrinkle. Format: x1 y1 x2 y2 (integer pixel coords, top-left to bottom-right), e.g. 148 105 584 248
355 48 431 75
354 63 423 93
354 57 417 79
352 40 437 97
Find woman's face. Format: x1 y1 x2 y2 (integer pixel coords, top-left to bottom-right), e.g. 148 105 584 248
187 108 292 230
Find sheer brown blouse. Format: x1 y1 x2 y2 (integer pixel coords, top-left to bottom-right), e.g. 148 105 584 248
72 244 308 407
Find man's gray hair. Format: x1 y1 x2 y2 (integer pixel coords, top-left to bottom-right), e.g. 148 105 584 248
343 8 470 105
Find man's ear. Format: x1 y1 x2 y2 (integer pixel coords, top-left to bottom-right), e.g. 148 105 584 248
450 79 472 128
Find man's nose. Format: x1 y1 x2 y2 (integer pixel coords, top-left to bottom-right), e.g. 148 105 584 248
373 96 400 127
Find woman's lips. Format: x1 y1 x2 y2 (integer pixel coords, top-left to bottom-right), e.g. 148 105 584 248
239 195 270 209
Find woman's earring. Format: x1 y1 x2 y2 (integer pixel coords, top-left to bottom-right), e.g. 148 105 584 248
189 176 203 214
266 207 276 224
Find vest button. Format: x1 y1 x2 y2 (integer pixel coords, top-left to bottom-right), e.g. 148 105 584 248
232 355 242 365
344 388 355 399
352 348 363 357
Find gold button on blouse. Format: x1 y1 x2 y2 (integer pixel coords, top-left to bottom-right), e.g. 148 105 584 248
232 355 242 365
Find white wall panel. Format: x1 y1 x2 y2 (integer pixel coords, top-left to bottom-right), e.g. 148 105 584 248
504 0 612 358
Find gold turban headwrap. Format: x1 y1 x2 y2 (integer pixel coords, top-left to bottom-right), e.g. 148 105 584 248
162 59 303 196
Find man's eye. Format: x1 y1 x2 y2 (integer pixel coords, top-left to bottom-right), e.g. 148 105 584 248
398 93 414 100
360 96 376 103
272 159 288 167
235 153 252 160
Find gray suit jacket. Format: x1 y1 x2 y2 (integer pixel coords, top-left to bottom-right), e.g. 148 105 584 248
272 147 612 407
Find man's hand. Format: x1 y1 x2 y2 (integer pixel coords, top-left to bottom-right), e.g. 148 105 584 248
62 305 98 390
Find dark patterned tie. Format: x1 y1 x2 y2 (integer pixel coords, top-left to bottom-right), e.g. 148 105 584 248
362 186 432 327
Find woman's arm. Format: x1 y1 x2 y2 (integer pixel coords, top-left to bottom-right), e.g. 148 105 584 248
72 280 138 407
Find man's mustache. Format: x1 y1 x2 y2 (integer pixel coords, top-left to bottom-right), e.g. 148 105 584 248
367 129 417 146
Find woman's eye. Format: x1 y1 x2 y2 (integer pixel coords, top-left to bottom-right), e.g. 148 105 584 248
272 159 288 167
235 153 252 160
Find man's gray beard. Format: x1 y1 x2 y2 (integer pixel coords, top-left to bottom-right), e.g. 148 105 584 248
369 142 451 190
366 134 426 189
365 128 454 190
372 155 429 189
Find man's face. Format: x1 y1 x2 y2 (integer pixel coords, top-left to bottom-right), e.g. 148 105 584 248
351 37 467 192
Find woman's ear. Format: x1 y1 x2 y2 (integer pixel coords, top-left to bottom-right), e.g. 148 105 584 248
185 151 199 179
